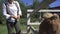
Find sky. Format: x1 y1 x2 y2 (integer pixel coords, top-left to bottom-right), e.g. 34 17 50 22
21 0 60 7
20 0 34 6
20 0 43 6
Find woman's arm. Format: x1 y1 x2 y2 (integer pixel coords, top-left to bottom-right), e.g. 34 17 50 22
2 3 11 19
16 1 22 16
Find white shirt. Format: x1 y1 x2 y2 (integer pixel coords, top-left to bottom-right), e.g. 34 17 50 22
2 1 22 20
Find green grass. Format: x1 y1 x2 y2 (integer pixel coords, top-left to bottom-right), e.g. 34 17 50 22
20 24 27 32
32 25 39 29
0 25 7 34
0 24 27 34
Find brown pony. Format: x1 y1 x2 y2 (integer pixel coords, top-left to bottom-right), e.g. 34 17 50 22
39 13 60 34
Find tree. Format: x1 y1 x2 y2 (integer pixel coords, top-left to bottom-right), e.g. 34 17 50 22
32 0 40 9
19 0 27 18
27 0 40 9
33 0 56 12
0 0 5 24
27 0 56 22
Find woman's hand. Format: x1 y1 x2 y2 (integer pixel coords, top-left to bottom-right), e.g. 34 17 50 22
10 15 17 19
13 16 18 19
10 15 15 18
10 15 20 19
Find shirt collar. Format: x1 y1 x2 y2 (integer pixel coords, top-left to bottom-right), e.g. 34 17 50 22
8 1 14 5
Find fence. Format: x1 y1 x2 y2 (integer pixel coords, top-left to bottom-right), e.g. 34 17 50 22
27 9 60 34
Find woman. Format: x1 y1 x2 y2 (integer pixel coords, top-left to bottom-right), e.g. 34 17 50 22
2 0 22 34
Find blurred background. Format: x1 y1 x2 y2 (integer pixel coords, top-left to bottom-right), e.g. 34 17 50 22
0 0 60 34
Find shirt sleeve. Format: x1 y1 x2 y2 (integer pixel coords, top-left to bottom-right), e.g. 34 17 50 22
2 3 10 19
16 1 22 16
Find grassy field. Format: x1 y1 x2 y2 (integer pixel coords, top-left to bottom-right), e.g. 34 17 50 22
0 25 7 34
0 24 39 34
0 24 27 34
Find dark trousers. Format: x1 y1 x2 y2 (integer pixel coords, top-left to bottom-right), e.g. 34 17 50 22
6 20 21 34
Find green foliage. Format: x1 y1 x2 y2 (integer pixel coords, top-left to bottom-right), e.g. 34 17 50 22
27 0 40 22
0 0 6 24
32 0 40 9
27 0 40 9
27 0 51 22
19 2 27 18
30 12 40 22
20 18 27 25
